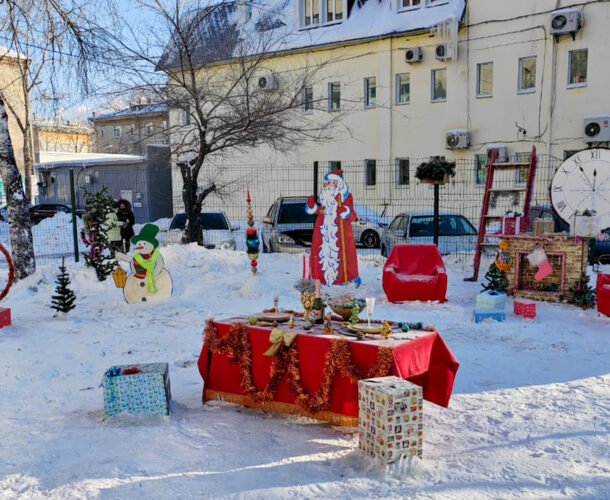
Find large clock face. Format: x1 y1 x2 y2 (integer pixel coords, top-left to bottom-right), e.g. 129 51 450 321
550 148 610 226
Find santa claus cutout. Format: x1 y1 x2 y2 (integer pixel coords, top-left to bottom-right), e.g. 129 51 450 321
306 170 361 288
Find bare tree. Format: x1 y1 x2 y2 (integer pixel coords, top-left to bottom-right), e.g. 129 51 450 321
0 0 105 278
101 0 341 245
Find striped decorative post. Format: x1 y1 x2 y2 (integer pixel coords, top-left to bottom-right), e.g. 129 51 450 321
245 189 259 275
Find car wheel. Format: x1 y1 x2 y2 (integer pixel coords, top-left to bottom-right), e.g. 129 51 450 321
361 230 380 249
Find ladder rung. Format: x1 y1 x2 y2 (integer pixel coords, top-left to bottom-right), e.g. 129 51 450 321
488 188 526 192
492 162 531 167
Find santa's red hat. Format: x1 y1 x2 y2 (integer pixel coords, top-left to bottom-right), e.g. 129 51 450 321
325 169 343 181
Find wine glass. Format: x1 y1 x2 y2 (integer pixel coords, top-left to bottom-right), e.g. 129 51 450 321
273 290 280 312
365 297 375 328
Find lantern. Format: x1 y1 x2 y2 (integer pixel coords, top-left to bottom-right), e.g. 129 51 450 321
112 266 127 288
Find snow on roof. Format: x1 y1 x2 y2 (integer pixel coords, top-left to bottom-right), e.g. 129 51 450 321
90 103 168 121
0 45 27 61
159 0 465 69
35 152 145 170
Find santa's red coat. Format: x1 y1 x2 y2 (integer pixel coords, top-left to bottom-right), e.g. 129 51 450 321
309 193 360 286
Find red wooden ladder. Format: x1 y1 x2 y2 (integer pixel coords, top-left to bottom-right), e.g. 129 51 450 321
465 146 538 282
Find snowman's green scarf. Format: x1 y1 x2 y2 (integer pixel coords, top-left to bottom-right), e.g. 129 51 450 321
133 249 160 292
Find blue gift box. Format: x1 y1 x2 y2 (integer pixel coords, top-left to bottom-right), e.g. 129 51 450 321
102 363 171 418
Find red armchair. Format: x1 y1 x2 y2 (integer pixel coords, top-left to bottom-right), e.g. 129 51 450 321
596 273 610 316
382 244 447 303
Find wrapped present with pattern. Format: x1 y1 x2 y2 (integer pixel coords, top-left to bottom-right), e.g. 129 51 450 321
476 290 507 310
514 299 536 318
501 214 528 235
102 362 171 418
358 376 423 466
532 219 555 236
571 215 602 238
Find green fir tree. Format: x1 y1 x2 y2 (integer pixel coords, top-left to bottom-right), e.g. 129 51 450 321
481 261 508 293
568 273 596 309
81 186 116 281
51 258 76 313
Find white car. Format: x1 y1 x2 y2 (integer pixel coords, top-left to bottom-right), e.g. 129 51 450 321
163 211 239 249
380 210 478 257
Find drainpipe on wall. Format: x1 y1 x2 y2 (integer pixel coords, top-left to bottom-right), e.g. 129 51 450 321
546 34 556 158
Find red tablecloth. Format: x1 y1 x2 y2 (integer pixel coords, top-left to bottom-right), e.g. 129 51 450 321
197 319 459 426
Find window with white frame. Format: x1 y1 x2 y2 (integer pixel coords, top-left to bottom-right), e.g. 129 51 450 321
146 123 154 135
476 62 493 97
398 0 421 11
431 68 447 101
396 73 410 104
518 56 536 93
129 125 135 136
181 107 190 125
328 82 340 111
365 160 376 186
328 161 341 170
568 49 587 87
475 154 486 185
301 0 320 27
325 0 343 23
514 152 530 186
302 86 313 112
113 126 121 138
364 77 376 108
395 158 410 186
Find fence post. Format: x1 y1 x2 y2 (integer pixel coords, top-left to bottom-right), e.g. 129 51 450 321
313 161 319 201
433 183 440 246
69 169 79 262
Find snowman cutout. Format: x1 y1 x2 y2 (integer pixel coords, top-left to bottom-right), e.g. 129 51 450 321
115 224 172 303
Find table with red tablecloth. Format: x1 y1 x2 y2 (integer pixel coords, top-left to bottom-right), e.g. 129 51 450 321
197 318 459 426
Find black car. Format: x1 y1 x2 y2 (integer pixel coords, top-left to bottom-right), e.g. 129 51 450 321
29 204 84 225
590 228 610 265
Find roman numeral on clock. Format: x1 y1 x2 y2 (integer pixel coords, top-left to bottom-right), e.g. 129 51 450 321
556 200 566 211
552 186 563 192
572 156 582 168
591 149 601 160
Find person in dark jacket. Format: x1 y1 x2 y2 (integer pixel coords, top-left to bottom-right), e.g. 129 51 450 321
116 199 135 252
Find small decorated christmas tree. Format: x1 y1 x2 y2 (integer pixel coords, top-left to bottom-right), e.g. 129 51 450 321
81 186 116 281
51 258 76 313
481 261 508 293
569 273 596 309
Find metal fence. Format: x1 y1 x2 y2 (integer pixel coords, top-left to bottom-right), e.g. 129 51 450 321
0 154 562 267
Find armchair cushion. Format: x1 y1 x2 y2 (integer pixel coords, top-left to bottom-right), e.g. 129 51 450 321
596 274 610 316
383 244 447 302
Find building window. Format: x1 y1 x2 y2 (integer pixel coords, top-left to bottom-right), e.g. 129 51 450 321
476 62 493 97
513 152 530 186
302 0 320 27
395 158 410 186
328 161 341 170
568 49 587 87
113 126 121 138
100 129 104 138
129 125 135 136
302 86 313 113
181 107 190 125
518 56 536 93
396 73 410 105
146 123 154 135
325 0 343 22
398 0 421 11
431 68 447 102
364 77 376 108
328 82 340 111
161 120 167 130
426 0 449 5
475 154 487 185
365 159 376 186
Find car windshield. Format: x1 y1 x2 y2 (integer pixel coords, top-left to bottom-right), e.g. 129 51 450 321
277 202 316 224
410 215 477 237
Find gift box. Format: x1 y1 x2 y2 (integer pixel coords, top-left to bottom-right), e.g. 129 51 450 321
358 376 423 466
501 215 528 235
571 216 602 238
476 291 507 310
0 307 11 328
514 299 536 318
532 219 555 236
102 362 171 418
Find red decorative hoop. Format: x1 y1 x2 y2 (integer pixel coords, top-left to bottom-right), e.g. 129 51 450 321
0 243 15 301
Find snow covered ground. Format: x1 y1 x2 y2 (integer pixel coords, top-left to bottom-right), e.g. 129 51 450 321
0 246 608 499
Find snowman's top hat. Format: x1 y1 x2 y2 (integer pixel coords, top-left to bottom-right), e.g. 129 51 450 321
131 223 159 248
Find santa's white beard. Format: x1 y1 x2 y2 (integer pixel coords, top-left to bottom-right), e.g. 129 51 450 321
318 186 340 285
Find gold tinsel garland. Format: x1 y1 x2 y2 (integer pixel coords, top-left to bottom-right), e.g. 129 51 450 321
203 320 394 414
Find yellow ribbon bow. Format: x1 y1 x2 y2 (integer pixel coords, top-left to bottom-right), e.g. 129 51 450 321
263 328 297 356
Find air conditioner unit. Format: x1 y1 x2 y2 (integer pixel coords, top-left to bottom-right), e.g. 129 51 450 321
405 47 422 64
583 115 610 143
257 73 279 91
435 43 452 61
487 144 509 163
446 129 470 150
550 9 581 36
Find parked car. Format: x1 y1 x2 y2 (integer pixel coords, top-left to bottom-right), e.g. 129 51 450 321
380 210 478 257
261 197 390 252
163 211 239 249
29 204 84 225
590 228 610 265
